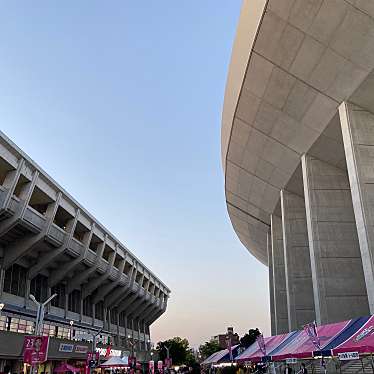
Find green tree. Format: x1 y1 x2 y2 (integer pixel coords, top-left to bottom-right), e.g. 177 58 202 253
240 328 261 349
156 337 196 366
199 340 221 360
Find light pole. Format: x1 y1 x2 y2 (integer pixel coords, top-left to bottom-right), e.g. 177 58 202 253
29 294 57 374
128 334 135 357
92 328 103 353
29 293 57 335
0 303 4 330
147 340 154 361
69 320 74 340
89 328 103 374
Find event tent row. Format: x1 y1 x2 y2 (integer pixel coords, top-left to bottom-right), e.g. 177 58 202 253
202 345 241 365
203 315 374 365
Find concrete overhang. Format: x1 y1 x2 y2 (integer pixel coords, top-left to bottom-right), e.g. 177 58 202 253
222 0 374 265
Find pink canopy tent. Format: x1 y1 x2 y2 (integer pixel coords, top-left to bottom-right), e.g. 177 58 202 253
54 363 80 373
333 316 374 355
271 320 350 361
236 333 293 363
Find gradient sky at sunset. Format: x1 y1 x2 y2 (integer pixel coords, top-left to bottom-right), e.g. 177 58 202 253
0 1 269 347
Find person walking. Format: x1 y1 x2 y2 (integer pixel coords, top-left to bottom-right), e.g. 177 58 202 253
300 363 307 374
284 364 293 374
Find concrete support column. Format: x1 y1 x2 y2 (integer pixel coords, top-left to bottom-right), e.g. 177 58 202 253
0 268 5 298
340 102 374 313
92 304 96 325
302 154 369 324
267 232 276 335
271 214 288 333
281 190 315 330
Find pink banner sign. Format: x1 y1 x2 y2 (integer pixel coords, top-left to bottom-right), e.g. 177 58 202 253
164 358 172 368
149 361 155 374
256 334 266 356
23 336 49 364
303 321 321 350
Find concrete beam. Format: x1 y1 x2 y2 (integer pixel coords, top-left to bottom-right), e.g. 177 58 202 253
66 238 106 294
339 102 374 313
104 262 137 308
3 170 39 233
130 298 153 320
48 223 95 288
3 190 61 270
281 189 315 330
148 306 165 325
143 304 158 322
271 214 289 333
122 297 145 317
27 206 78 279
117 291 141 315
1 158 25 212
137 302 155 322
302 154 369 324
93 258 126 304
107 288 132 309
82 248 116 299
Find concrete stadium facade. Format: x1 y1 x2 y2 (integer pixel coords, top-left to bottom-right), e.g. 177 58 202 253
222 0 374 334
0 131 169 364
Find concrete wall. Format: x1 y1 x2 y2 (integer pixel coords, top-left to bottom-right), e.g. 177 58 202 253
280 190 315 330
302 154 369 324
267 232 276 335
340 102 374 313
270 215 288 333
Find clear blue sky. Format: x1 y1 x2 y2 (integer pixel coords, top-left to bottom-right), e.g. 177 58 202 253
0 1 269 347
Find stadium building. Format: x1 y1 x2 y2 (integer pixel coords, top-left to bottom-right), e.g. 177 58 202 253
222 0 374 334
0 131 169 371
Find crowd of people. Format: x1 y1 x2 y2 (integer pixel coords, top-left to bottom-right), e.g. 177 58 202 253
202 362 308 374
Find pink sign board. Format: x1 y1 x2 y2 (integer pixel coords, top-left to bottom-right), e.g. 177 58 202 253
164 358 172 368
149 361 155 374
23 336 49 364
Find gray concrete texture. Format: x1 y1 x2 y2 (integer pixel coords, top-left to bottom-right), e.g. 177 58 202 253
267 232 276 335
340 102 374 312
223 0 374 332
271 215 288 334
280 190 315 331
302 154 369 324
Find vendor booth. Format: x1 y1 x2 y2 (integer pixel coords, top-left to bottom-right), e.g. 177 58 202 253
234 315 374 372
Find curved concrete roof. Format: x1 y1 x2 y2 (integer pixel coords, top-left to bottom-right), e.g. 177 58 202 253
222 0 374 265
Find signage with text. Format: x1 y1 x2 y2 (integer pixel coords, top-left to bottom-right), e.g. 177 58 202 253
59 343 74 353
96 347 122 357
23 336 49 364
75 345 88 354
338 352 359 361
286 358 297 364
